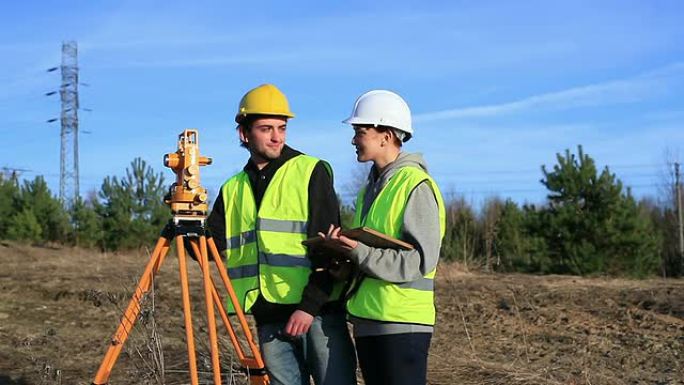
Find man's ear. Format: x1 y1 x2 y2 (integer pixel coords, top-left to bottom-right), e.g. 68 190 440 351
238 125 249 144
385 130 394 143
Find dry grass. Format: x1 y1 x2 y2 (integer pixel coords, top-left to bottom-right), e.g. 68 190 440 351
432 264 684 385
1 243 683 385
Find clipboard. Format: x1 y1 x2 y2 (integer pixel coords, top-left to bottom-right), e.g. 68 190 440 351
302 226 414 250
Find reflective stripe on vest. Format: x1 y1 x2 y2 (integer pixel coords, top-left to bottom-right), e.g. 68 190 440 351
346 166 446 325
221 155 341 313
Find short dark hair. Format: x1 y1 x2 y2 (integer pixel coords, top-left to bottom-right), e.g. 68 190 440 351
236 115 259 149
373 125 403 147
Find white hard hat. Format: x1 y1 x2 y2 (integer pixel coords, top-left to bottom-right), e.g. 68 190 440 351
343 90 413 141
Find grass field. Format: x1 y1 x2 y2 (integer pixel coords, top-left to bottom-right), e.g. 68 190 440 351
1 242 682 385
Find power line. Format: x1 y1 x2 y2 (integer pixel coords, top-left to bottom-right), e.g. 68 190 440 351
440 173 662 186
437 163 663 177
0 167 31 181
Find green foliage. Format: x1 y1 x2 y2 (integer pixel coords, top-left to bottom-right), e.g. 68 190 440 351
0 145 669 279
7 208 43 242
610 196 661 277
15 176 70 242
435 146 661 277
480 197 504 271
1 176 68 243
537 146 660 276
517 205 553 272
1 159 170 251
441 196 479 266
69 195 102 248
96 158 170 250
0 175 20 238
492 200 524 269
440 197 551 273
488 200 550 272
645 189 683 277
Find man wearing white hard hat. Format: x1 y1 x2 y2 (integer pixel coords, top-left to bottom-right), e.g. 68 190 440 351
320 90 446 385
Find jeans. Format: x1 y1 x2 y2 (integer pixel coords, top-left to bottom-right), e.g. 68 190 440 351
355 333 432 385
257 312 357 385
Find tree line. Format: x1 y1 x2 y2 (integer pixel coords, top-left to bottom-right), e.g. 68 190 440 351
1 147 682 277
0 158 169 251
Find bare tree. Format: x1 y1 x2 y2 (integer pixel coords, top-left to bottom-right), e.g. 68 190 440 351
657 148 683 276
481 197 505 272
343 163 371 205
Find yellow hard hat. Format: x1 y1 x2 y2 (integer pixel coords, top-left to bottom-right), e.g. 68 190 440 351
235 84 295 123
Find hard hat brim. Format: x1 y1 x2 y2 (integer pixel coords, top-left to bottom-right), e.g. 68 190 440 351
342 116 413 135
236 111 295 124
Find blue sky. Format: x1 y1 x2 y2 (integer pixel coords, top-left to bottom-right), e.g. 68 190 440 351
2 0 683 207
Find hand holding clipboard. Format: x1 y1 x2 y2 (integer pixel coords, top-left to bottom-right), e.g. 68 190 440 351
303 226 414 250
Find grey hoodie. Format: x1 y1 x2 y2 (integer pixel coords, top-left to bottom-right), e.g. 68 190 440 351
349 152 442 337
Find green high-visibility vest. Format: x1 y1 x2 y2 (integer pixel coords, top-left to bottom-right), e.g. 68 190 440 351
346 166 446 325
220 154 341 313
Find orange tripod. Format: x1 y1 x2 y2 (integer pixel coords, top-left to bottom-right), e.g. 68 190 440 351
91 219 269 385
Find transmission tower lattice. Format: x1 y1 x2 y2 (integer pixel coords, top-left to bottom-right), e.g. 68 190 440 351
59 41 80 204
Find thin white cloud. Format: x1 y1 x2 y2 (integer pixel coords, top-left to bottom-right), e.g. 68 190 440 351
79 34 245 51
88 49 350 70
414 62 684 122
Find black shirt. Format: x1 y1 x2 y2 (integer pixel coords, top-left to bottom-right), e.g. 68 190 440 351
207 145 343 325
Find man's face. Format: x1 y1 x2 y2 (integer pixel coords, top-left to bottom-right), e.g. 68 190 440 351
351 125 386 163
240 117 288 162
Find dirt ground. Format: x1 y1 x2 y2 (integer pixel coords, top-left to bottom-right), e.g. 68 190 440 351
0 242 682 385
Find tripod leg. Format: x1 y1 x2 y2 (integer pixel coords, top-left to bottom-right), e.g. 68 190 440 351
188 241 248 361
92 236 171 385
175 236 200 385
191 237 269 384
198 236 222 385
206 237 268 382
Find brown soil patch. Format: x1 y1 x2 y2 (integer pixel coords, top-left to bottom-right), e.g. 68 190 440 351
0 242 682 384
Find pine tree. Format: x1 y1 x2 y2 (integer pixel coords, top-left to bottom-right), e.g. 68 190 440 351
538 145 659 275
442 197 479 267
482 199 551 273
7 208 42 242
69 195 102 248
0 175 20 239
15 176 69 243
96 158 170 250
481 197 504 271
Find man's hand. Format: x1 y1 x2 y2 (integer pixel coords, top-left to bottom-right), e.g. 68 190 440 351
284 310 314 337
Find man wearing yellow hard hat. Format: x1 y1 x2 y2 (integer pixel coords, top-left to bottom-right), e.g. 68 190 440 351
206 84 357 385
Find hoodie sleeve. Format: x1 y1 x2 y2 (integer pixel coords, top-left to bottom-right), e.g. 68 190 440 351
348 181 441 282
